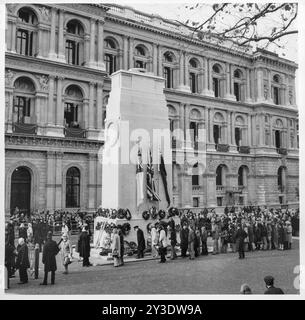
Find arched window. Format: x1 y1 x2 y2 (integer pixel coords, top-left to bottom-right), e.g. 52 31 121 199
190 109 201 150
64 85 83 128
134 45 148 69
238 166 248 187
65 20 84 66
16 7 38 56
66 167 80 208
163 51 176 89
212 64 223 98
10 166 31 216
104 38 118 75
189 58 199 93
233 69 243 101
216 165 223 186
192 163 199 186
13 77 35 124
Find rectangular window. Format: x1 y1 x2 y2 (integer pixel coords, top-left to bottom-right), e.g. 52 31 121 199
213 78 219 97
193 197 199 207
66 40 79 65
17 29 29 55
163 67 172 88
275 130 281 149
238 196 244 205
279 196 283 204
213 125 221 145
217 197 222 207
235 127 241 147
135 60 146 69
192 174 199 186
14 96 31 123
189 73 197 93
273 87 280 105
234 82 240 101
64 103 78 127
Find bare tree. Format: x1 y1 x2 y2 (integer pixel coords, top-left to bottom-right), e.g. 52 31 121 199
177 3 297 54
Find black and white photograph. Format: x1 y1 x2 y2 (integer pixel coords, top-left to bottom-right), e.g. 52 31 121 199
1 0 303 298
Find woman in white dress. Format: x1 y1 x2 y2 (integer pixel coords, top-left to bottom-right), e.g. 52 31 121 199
111 227 121 267
60 234 72 274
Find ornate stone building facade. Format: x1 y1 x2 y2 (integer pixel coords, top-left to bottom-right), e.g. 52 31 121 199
5 3 299 217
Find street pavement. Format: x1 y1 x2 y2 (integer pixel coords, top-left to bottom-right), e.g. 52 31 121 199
6 239 299 295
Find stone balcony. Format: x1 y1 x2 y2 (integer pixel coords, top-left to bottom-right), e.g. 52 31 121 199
216 144 230 152
238 146 250 154
277 147 288 156
13 123 37 135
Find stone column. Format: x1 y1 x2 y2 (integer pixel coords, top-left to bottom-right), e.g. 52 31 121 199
123 36 128 70
204 107 209 143
157 45 163 76
88 153 97 210
6 89 14 133
11 20 16 53
294 119 298 149
208 59 213 92
83 98 89 129
84 34 90 66
56 76 64 126
259 113 264 146
231 112 235 145
128 37 134 69
245 68 252 102
97 19 105 70
47 75 55 126
256 68 264 102
247 114 251 147
153 43 158 75
227 112 231 146
48 8 57 60
179 51 184 87
57 9 65 62
46 151 56 210
184 54 189 88
269 115 272 147
287 117 290 149
36 25 44 58
208 108 215 151
55 152 63 209
88 82 95 130
267 70 273 103
225 63 235 100
88 19 96 68
96 81 104 131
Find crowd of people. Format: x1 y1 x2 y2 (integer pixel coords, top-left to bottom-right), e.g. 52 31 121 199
5 205 299 289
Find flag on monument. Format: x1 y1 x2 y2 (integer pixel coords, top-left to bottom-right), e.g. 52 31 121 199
146 148 161 201
136 147 144 207
159 153 171 208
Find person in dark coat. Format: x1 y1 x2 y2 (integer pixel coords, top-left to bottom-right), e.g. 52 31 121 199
264 275 284 294
16 238 30 284
168 224 177 260
134 226 145 258
7 219 15 247
180 223 189 257
200 225 208 255
18 223 27 241
118 226 125 266
40 231 60 285
235 224 248 259
5 232 17 279
78 226 92 267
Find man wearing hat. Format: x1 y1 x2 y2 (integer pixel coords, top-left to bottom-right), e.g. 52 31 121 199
134 226 145 258
264 275 284 294
40 231 60 285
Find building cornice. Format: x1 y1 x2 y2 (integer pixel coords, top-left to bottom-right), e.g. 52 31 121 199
5 52 107 83
5 133 104 152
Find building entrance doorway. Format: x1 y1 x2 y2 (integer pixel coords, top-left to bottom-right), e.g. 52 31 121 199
10 167 31 216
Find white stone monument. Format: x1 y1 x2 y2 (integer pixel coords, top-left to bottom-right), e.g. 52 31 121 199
101 69 172 241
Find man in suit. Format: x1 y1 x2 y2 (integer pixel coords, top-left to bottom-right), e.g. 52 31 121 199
40 231 60 285
264 275 284 294
78 225 92 267
134 226 145 258
235 224 248 259
180 223 189 257
16 237 29 284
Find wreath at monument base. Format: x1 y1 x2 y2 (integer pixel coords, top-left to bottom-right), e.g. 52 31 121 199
158 210 166 220
142 210 150 220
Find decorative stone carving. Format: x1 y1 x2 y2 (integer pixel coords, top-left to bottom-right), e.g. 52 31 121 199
38 6 50 22
288 89 293 105
5 69 15 87
263 84 268 100
36 75 49 91
6 4 17 14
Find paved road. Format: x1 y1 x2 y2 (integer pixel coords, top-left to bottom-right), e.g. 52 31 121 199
6 240 299 295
